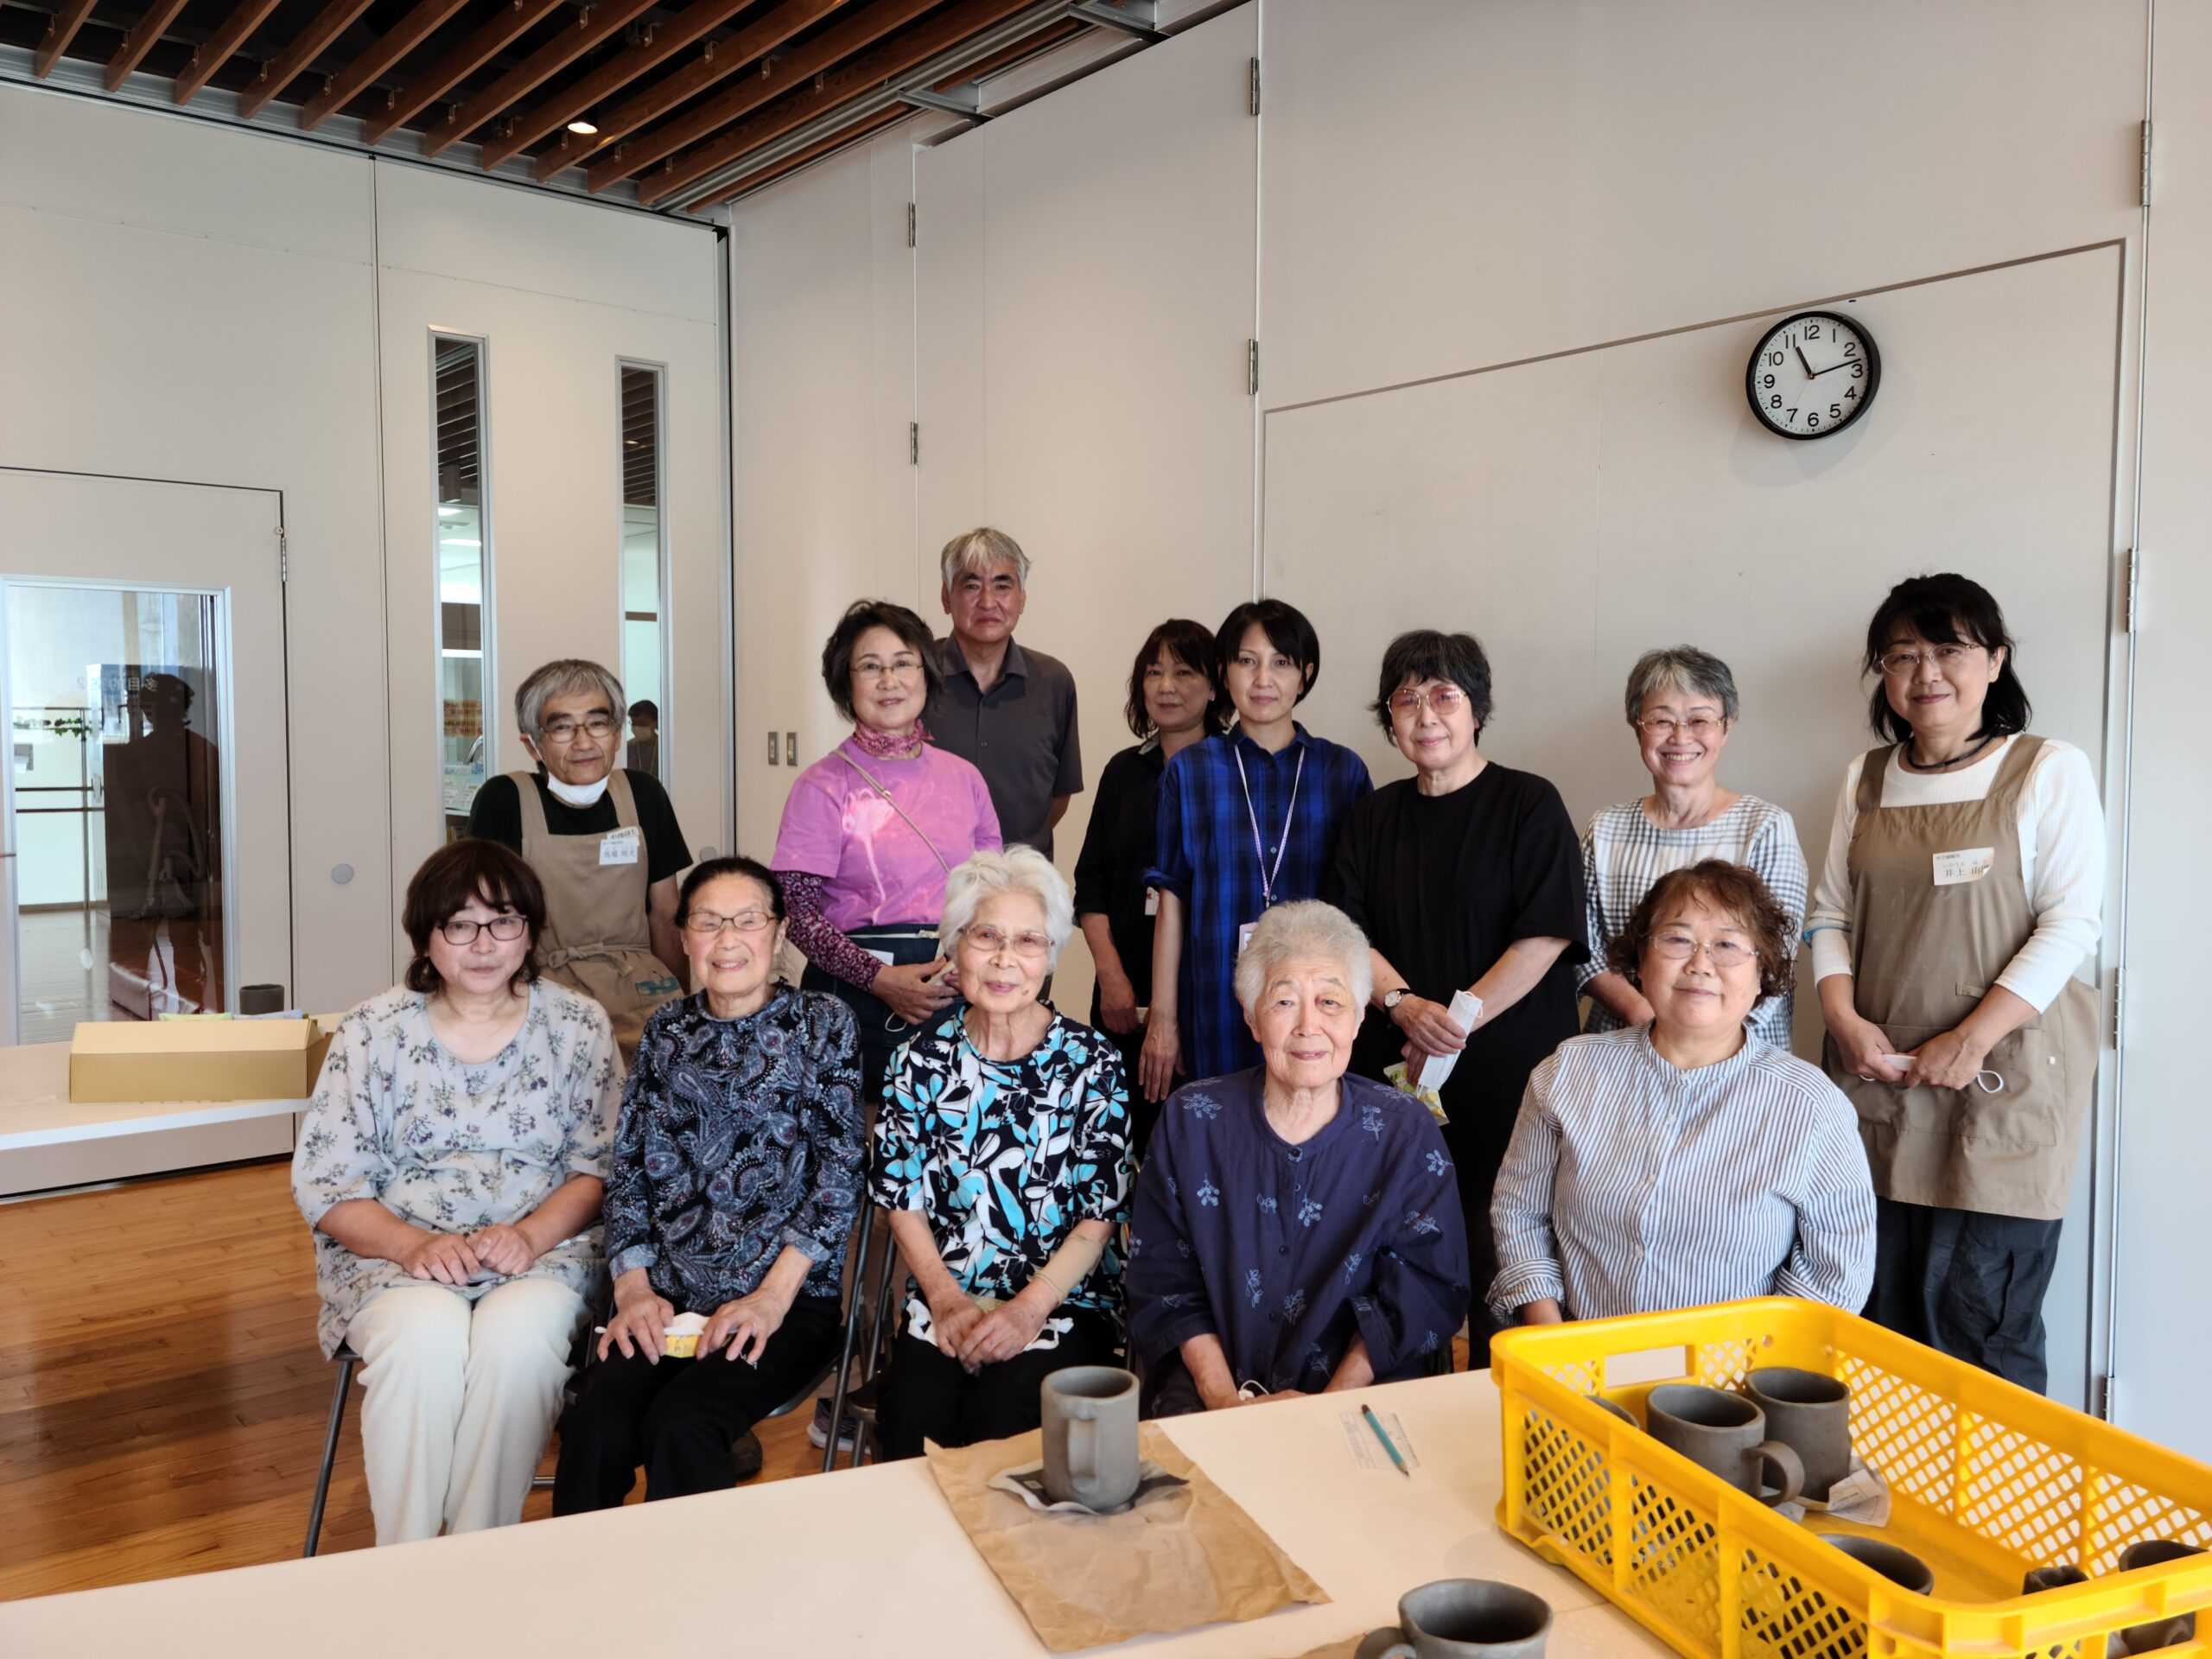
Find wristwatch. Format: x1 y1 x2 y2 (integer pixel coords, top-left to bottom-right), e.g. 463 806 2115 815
1382 988 1410 1013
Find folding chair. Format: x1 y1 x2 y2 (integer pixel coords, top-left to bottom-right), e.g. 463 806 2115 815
820 1205 906 1471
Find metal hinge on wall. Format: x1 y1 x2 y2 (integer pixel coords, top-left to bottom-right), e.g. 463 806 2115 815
2141 119 2152 208
909 422 919 465
1249 55 1260 117
1247 339 1259 397
2122 549 2141 632
2112 965 2125 1049
906 201 916 248
2093 1374 2116 1422
276 524 289 582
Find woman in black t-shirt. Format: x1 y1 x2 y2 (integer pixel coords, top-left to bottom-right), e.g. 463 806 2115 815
1325 630 1586 1360
1071 620 1229 1154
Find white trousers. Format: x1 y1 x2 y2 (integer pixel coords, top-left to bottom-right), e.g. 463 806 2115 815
346 1276 584 1546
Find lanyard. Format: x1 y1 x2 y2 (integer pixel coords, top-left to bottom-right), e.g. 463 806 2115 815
1233 743 1305 909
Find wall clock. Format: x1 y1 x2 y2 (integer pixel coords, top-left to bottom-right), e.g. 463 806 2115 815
1745 310 1879 439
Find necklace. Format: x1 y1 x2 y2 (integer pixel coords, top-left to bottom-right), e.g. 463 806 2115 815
1904 731 1999 772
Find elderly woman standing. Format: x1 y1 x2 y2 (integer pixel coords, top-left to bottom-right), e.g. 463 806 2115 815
1127 901 1471 1413
1491 861 1875 1326
773 600 1003 1101
871 849 1133 1458
1582 647 1807 1049
1326 630 1584 1354
552 857 863 1510
467 658 690 1059
1809 574 2102 1393
293 839 621 1545
1073 618 1230 1151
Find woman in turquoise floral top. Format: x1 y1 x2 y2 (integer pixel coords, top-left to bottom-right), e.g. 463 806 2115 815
292 839 621 1547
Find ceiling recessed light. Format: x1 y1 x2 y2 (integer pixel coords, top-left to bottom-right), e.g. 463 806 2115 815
567 118 599 136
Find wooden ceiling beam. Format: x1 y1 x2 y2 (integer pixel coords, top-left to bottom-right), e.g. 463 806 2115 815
300 0 475 130
105 0 193 90
34 0 99 78
423 0 660 156
637 0 1035 206
518 0 845 181
364 0 567 143
172 0 289 103
238 0 378 118
585 0 935 192
682 100 907 213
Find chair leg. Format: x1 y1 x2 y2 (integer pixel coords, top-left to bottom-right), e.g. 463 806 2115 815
851 1242 904 1468
823 1208 874 1475
304 1356 355 1558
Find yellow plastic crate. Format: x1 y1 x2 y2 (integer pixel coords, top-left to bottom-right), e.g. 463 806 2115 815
1491 1299 2212 1658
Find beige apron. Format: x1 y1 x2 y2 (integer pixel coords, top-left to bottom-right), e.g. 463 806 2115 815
512 769 683 1063
1822 736 2097 1221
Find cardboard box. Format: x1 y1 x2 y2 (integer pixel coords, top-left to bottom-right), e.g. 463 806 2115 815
68 1018 330 1104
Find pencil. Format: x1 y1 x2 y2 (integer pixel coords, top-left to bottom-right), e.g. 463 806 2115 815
1362 1402 1412 1478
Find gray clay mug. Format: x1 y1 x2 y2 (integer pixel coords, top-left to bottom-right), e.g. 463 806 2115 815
1039 1365 1140 1510
1355 1578 1553 1659
2117 1539 2204 1655
1746 1367 1853 1503
1646 1384 1804 1507
1826 1534 1936 1594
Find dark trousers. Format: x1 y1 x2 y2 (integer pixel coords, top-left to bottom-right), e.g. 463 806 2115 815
550 1295 840 1510
802 926 941 1101
1452 1147 1510 1369
876 1307 1122 1460
1865 1198 2063 1395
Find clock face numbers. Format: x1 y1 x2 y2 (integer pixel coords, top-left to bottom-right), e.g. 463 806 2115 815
1746 312 1878 439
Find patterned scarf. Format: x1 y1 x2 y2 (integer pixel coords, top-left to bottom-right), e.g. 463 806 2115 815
849 720 930 762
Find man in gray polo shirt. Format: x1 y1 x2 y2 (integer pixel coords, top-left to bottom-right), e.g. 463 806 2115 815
928 526 1083 856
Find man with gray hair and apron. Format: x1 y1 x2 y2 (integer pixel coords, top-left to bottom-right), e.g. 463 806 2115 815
467 658 691 1063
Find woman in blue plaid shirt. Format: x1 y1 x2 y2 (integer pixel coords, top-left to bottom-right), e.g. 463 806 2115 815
1140 600 1372 1100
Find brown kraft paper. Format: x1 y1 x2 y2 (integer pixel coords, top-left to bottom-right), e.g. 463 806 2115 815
925 1421 1329 1651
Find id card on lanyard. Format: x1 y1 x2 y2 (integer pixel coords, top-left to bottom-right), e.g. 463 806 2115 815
1235 745 1305 956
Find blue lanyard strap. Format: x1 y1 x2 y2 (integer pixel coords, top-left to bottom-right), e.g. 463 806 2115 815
1233 744 1305 909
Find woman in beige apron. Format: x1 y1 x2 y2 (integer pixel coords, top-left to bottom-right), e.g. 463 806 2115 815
1809 575 2104 1394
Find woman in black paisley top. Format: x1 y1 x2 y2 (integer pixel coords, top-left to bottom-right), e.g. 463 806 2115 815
553 857 863 1510
872 848 1134 1459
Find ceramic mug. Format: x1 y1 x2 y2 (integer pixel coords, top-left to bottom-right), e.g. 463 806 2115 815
1355 1579 1553 1659
1826 1534 1936 1594
1645 1384 1804 1506
1039 1366 1141 1510
1745 1367 1853 1502
2117 1539 2204 1655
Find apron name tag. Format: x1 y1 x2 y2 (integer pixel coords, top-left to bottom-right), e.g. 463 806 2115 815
1932 847 1995 887
598 827 642 867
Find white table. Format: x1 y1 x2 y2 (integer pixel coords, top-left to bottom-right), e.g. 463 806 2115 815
0 1370 1670 1658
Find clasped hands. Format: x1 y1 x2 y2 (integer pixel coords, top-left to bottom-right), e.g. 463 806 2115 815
599 1281 793 1365
1835 1017 1992 1091
927 1281 1057 1375
400 1222 539 1286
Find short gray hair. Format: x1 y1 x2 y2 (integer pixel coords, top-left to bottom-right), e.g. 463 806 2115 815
938 846 1074 968
939 526 1031 592
516 658 626 737
1234 900 1374 1017
1623 645 1740 726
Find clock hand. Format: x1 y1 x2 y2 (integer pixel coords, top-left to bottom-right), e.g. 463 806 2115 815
1795 346 1815 377
1811 357 1859 377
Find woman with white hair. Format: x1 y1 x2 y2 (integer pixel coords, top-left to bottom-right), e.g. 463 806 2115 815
1126 901 1471 1416
870 847 1134 1458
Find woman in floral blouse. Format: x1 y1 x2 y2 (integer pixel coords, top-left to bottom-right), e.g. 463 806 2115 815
293 839 622 1547
872 848 1134 1459
553 856 864 1510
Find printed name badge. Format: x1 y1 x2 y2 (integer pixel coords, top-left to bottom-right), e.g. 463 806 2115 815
1932 847 1995 887
1144 886 1160 918
1237 920 1258 957
598 827 642 867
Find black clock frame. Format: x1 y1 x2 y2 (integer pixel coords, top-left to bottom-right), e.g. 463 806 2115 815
1745 310 1881 441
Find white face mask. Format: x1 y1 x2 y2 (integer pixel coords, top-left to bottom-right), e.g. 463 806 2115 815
543 772 609 808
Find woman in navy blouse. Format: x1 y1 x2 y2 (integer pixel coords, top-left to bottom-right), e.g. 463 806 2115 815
552 856 864 1511
1127 900 1471 1413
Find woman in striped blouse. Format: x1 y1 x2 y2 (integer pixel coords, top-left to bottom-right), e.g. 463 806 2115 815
1490 861 1874 1325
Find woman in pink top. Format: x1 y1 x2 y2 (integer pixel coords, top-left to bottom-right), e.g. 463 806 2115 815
774 600 1003 1101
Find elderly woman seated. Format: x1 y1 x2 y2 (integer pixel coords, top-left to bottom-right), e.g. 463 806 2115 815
1127 901 1471 1414
1490 860 1876 1326
871 847 1134 1459
293 839 622 1546
551 855 863 1511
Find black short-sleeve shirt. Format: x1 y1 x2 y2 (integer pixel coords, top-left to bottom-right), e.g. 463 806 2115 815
465 769 693 888
1071 741 1166 1009
1326 764 1588 1174
928 636 1083 857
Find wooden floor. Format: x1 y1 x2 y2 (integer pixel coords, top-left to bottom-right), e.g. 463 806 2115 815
0 1160 828 1603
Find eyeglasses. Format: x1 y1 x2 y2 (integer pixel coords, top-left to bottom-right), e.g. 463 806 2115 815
1388 684 1467 719
1637 715 1726 739
440 913 530 944
1649 931 1755 968
541 713 617 742
961 923 1052 959
1879 643 1980 677
853 654 924 681
683 909 774 937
